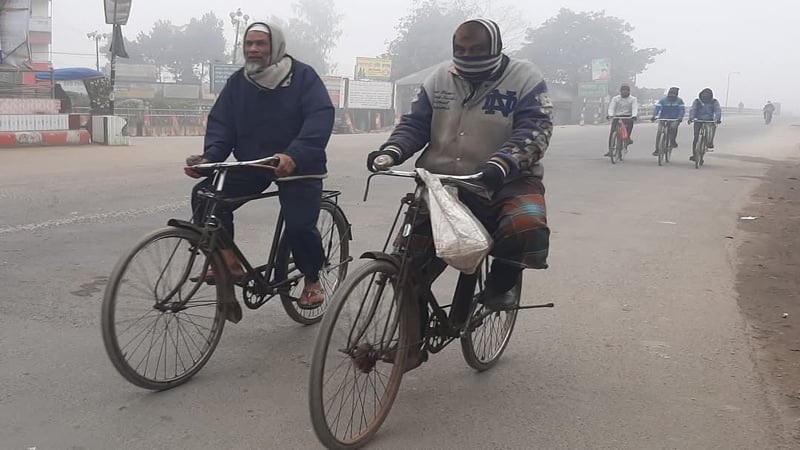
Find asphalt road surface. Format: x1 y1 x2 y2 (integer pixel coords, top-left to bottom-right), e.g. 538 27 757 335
1 116 798 449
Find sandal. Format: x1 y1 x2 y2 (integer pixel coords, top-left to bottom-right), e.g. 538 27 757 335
298 288 325 310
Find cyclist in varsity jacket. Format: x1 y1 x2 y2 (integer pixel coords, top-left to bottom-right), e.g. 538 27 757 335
368 19 553 313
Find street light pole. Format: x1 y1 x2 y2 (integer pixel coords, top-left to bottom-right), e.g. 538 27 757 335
725 71 740 108
86 31 106 71
229 8 250 64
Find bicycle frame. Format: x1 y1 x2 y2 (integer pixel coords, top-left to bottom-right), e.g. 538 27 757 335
364 170 553 351
192 158 345 304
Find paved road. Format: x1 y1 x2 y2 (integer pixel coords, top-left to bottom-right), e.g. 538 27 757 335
1 117 797 449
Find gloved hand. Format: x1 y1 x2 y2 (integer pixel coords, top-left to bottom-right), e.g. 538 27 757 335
606 115 612 120
632 116 638 121
716 119 722 124
478 160 507 191
687 119 694 124
650 117 656 123
366 149 397 172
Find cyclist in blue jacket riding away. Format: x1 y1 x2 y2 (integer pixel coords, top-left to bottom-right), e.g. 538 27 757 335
688 88 722 161
183 21 334 310
367 19 552 313
651 87 685 155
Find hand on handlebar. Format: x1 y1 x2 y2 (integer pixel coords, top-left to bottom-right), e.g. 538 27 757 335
184 154 210 179
262 153 295 178
367 149 397 172
650 117 656 123
687 119 694 124
478 159 507 191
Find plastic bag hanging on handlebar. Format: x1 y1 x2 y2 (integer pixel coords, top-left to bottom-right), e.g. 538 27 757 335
417 168 492 274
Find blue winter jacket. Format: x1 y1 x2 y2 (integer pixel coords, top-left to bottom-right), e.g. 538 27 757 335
203 59 334 176
653 96 686 120
689 98 722 122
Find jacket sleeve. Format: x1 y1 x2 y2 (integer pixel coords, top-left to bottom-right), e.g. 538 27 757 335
714 100 722 121
283 70 335 174
689 99 699 121
631 97 639 117
678 99 686 119
381 86 433 163
203 81 236 162
653 99 663 118
607 97 618 117
492 80 554 173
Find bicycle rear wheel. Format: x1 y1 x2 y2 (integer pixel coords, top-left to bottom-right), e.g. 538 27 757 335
276 200 351 325
101 227 226 390
609 130 618 164
460 258 520 371
309 260 410 449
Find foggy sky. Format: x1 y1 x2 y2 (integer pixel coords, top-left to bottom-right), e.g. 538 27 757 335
51 0 799 112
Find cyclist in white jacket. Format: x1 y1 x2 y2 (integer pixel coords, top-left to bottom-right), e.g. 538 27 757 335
604 84 638 156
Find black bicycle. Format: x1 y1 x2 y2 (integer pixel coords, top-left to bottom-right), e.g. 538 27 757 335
101 157 352 390
308 169 553 449
655 118 680 166
608 115 632 164
691 120 716 169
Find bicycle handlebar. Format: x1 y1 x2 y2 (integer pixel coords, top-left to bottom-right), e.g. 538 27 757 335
192 156 280 170
691 120 717 123
363 169 483 201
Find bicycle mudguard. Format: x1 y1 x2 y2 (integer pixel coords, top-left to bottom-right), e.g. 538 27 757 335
360 251 401 268
167 219 203 234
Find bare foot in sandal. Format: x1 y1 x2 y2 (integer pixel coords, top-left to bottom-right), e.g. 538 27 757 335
299 279 325 310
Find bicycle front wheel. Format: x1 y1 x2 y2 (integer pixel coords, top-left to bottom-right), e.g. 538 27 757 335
609 130 618 164
309 260 410 449
460 259 520 371
656 125 666 166
101 227 227 390
276 200 351 325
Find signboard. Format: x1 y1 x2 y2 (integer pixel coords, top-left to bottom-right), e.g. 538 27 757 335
321 76 346 109
104 0 132 25
0 0 31 66
115 63 158 82
162 83 200 99
578 81 608 98
347 80 393 110
591 58 611 81
210 63 239 93
114 82 156 99
354 57 392 81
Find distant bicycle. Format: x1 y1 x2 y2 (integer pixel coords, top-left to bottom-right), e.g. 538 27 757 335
607 115 633 164
690 120 717 169
655 118 680 166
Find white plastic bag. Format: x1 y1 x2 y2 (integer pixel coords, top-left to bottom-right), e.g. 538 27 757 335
417 168 492 274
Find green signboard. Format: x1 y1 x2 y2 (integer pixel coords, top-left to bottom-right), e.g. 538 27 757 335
210 64 240 93
578 81 608 98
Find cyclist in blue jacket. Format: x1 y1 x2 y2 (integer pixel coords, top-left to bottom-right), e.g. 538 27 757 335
688 88 722 160
651 87 685 155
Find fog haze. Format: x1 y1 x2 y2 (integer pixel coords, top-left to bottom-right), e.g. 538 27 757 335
52 0 798 112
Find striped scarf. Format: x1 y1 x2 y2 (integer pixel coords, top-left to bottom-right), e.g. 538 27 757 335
452 19 504 82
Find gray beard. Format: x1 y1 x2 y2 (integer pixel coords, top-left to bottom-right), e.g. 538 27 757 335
244 61 267 74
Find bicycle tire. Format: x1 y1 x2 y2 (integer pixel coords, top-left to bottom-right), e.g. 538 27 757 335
609 129 618 164
694 128 704 169
309 260 410 449
657 125 665 166
276 200 351 325
101 226 227 390
460 259 520 371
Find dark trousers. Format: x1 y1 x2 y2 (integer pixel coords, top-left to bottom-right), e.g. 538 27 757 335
693 122 717 149
609 118 635 147
191 168 324 282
